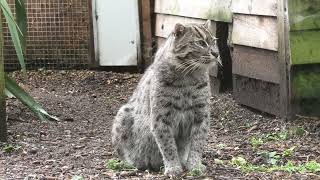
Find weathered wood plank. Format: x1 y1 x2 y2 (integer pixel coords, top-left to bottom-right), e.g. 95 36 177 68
155 14 217 38
154 0 233 23
139 0 154 68
231 0 277 16
233 75 281 116
231 14 278 51
0 8 7 142
232 45 280 83
278 0 290 118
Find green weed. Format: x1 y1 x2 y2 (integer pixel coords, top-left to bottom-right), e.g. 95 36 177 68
250 136 264 148
2 144 20 153
217 143 226 149
71 176 84 180
106 159 137 171
231 156 320 174
282 147 296 157
187 163 206 176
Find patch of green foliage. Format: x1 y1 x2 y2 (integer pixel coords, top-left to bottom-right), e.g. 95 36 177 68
282 147 296 157
258 151 281 165
250 136 264 148
106 159 137 171
265 131 288 141
71 176 84 180
251 127 305 146
231 156 320 174
2 144 20 153
187 163 206 176
231 156 247 166
217 143 226 149
214 159 224 165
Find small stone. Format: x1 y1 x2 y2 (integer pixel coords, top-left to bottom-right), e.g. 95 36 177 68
29 147 38 154
32 161 41 165
60 70 67 75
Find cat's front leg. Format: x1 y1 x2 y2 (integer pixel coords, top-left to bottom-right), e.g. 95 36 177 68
151 110 183 176
185 109 210 171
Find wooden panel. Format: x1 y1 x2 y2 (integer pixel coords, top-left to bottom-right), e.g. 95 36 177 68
278 0 290 118
155 14 217 38
139 0 154 67
155 0 233 23
233 75 280 116
288 0 320 31
290 30 320 65
232 14 278 51
232 45 280 83
0 9 7 142
231 0 277 16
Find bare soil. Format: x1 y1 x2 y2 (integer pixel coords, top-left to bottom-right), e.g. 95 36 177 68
0 70 320 180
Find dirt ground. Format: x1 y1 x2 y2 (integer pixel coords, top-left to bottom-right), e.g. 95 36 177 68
0 70 320 180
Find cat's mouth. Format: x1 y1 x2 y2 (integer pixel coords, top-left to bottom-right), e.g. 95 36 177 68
200 56 222 66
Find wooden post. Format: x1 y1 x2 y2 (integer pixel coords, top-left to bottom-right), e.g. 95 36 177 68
139 0 154 71
0 8 7 142
277 0 291 118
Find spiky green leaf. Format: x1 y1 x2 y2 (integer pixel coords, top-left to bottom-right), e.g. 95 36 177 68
5 75 59 122
0 0 26 73
15 0 27 53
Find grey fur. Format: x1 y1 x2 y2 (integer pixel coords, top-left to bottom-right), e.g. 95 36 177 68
112 20 220 176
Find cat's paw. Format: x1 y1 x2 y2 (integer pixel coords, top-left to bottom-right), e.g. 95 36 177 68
164 166 183 177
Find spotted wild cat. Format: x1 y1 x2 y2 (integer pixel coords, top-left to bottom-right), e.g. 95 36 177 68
111 20 220 176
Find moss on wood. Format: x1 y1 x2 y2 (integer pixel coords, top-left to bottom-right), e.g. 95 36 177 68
292 65 320 116
290 30 320 64
289 0 320 30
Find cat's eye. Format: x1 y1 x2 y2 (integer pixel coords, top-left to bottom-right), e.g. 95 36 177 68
195 40 208 48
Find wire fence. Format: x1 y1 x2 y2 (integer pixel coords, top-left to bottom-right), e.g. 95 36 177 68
3 0 91 70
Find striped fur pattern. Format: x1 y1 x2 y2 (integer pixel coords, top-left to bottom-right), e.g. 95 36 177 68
112 20 220 176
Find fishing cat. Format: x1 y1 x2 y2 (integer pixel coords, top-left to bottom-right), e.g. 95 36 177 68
112 20 220 176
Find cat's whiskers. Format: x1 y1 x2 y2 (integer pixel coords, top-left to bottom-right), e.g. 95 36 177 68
183 60 198 76
176 60 194 71
185 61 201 76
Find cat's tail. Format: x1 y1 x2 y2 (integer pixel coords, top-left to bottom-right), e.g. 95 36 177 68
111 105 135 158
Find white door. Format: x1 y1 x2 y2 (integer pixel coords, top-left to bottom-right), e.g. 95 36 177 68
95 0 140 66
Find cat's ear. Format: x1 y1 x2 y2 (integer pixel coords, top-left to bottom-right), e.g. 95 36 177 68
204 20 212 29
173 23 185 38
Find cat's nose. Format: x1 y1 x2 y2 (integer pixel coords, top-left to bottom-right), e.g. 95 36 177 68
210 50 219 58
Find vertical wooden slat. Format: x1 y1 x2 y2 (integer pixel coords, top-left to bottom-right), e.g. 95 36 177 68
88 0 97 67
0 8 7 142
277 0 290 118
139 0 154 70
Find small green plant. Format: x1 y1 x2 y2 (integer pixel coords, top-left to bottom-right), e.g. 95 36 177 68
250 136 264 148
282 147 295 157
2 144 20 153
258 151 281 165
292 127 305 137
214 159 224 165
231 156 247 166
217 143 226 149
106 159 137 171
187 162 206 176
305 161 320 172
230 155 320 174
71 176 84 180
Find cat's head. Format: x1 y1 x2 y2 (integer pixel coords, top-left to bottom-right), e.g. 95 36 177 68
171 20 221 71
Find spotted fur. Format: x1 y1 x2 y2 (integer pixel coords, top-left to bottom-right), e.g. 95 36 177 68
111 20 220 176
